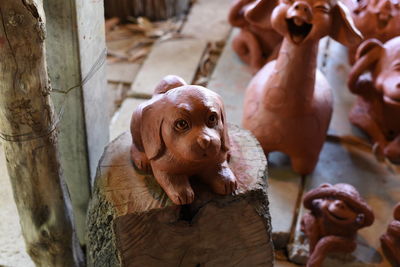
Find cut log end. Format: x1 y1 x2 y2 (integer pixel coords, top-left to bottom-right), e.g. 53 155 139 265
87 125 273 266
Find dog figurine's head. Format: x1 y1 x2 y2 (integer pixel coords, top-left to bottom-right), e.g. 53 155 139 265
131 76 230 164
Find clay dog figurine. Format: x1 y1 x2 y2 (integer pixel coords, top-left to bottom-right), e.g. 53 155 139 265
301 183 374 267
242 0 362 174
228 0 283 72
380 202 400 266
130 75 237 205
348 37 400 163
344 0 400 63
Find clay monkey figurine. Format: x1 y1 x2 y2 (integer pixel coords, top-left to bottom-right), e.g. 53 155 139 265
228 0 283 72
344 0 400 63
130 75 237 205
243 0 362 175
301 183 375 267
348 37 400 163
380 202 400 266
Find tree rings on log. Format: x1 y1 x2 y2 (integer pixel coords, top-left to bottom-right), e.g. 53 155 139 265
87 125 273 266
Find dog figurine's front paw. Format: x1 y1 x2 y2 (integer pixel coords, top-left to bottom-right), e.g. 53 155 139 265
169 187 195 205
201 161 238 195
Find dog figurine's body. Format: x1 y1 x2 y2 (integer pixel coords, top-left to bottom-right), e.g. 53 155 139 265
228 0 282 72
130 75 237 205
242 0 362 175
348 37 400 163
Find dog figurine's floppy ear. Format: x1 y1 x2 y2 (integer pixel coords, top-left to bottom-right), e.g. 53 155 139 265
154 75 187 94
131 96 165 160
213 93 231 152
131 76 188 161
330 1 363 47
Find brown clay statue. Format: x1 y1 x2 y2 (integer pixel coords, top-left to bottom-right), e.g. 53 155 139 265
380 202 400 266
344 0 400 63
228 0 283 72
348 37 400 163
242 0 362 175
301 183 375 267
130 75 237 205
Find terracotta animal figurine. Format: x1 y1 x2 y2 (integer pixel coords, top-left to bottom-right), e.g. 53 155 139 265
228 0 282 72
130 75 237 205
344 0 400 63
348 37 400 164
380 202 400 266
242 0 362 174
301 183 375 267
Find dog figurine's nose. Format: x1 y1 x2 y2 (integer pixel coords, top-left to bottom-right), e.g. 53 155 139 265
197 135 211 150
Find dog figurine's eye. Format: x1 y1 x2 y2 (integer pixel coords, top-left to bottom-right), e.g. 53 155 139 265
174 119 190 131
207 113 218 127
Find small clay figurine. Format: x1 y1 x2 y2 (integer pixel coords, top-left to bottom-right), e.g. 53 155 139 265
380 203 400 266
348 37 400 163
228 0 282 72
242 0 362 174
301 183 375 267
344 0 400 63
130 75 237 205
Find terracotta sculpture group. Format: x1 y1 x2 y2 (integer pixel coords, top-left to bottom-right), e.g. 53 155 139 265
130 75 237 205
125 0 400 264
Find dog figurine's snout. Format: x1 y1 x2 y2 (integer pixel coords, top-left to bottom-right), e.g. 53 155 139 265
197 135 211 150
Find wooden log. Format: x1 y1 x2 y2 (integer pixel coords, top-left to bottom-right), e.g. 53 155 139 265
104 0 190 21
0 0 83 265
87 126 274 266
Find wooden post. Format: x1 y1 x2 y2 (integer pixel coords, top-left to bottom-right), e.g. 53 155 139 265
0 0 84 265
43 0 110 244
104 0 191 21
87 127 274 266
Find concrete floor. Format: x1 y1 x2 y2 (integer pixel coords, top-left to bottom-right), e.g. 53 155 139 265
0 143 34 267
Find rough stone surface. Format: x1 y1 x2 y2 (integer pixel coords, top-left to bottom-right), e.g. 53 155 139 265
181 0 232 43
129 38 207 98
208 29 253 126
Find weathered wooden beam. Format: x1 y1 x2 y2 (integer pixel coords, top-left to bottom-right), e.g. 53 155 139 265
43 0 110 243
0 0 83 265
